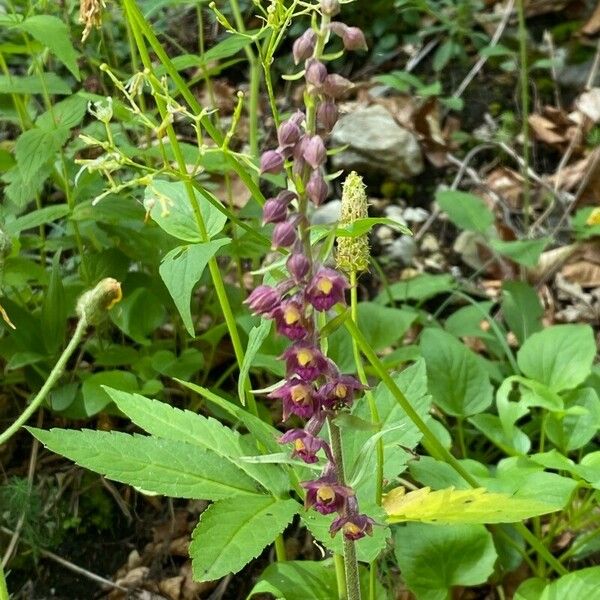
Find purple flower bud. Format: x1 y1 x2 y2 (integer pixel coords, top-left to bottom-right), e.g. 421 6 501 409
322 74 354 99
269 377 316 420
306 267 349 311
319 374 365 409
305 59 328 88
276 190 298 204
342 26 368 51
283 343 329 381
328 21 348 37
278 119 302 148
293 29 316 65
260 149 284 174
320 0 340 17
303 135 327 169
317 98 338 133
272 220 297 248
302 475 354 514
289 110 305 127
330 512 375 540
306 170 328 206
287 253 310 281
263 197 288 224
244 285 280 315
273 299 310 340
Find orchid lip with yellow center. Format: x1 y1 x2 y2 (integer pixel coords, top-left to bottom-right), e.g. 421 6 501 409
294 439 306 452
317 277 333 295
316 486 336 503
335 383 347 398
284 305 301 325
291 385 310 405
296 348 314 366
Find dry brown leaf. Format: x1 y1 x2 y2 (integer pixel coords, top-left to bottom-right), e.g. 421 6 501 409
562 261 600 287
576 88 600 123
582 1 600 35
484 167 524 209
158 576 184 600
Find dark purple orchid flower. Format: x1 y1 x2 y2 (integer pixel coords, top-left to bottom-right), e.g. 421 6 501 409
319 374 364 409
273 299 309 340
283 343 329 381
306 267 349 311
279 429 332 463
302 474 354 514
330 512 375 540
270 378 317 420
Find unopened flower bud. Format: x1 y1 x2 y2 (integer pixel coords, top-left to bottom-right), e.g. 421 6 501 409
278 119 302 148
244 285 280 315
322 74 354 98
287 253 310 281
263 197 288 224
306 170 328 205
317 99 338 132
305 59 327 88
342 26 368 51
336 171 370 273
303 135 327 169
76 277 122 324
272 221 297 248
289 110 305 127
293 29 316 64
320 0 340 17
260 149 284 174
276 190 298 205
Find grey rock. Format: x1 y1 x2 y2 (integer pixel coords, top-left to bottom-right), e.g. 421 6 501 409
386 235 417 264
311 199 341 225
331 105 423 182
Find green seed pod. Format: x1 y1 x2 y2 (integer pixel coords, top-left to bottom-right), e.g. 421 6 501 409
76 277 122 325
336 171 370 274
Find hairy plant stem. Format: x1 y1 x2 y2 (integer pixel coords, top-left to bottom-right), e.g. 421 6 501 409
349 272 382 600
124 0 258 417
0 318 87 447
516 0 531 227
340 309 568 578
328 418 361 600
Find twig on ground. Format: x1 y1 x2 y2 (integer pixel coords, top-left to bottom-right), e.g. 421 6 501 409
0 526 128 592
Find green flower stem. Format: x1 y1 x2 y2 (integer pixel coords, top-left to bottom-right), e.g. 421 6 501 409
124 0 258 417
0 318 87 448
274 534 287 562
340 308 568 578
121 0 265 206
349 272 382 600
0 560 8 600
328 418 361 600
333 553 347 600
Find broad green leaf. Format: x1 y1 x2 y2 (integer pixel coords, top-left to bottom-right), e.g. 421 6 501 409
490 237 550 268
436 190 494 233
514 578 547 600
110 287 166 344
376 273 457 304
5 204 70 236
28 428 263 500
202 29 266 63
145 180 227 242
15 127 70 181
384 486 559 524
421 328 493 416
0 73 71 95
444 301 495 340
530 567 600 600
191 496 299 582
248 560 381 599
469 413 531 455
517 324 596 392
159 239 230 336
41 252 67 354
36 94 88 131
502 281 542 343
19 15 80 79
239 319 272 404
545 387 600 452
81 371 139 416
394 523 497 600
105 388 287 495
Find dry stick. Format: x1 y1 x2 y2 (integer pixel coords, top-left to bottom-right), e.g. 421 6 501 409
452 0 515 99
0 527 128 593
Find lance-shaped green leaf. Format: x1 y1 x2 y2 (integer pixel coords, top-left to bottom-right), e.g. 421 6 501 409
238 319 271 405
160 239 230 337
28 428 263 500
104 388 288 496
190 496 299 582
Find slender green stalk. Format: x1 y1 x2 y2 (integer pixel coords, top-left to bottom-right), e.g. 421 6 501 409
124 1 258 416
274 534 287 562
328 418 361 600
0 561 8 600
121 0 265 206
334 553 347 600
341 309 568 577
0 319 87 447
516 0 531 227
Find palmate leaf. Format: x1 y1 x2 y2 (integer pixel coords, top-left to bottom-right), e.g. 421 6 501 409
191 496 299 582
383 486 560 524
27 428 263 500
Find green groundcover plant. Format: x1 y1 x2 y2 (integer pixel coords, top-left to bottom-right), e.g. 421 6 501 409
0 1 599 599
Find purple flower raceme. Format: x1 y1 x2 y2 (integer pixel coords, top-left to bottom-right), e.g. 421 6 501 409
283 343 329 381
279 428 332 464
269 378 317 420
330 512 376 540
319 373 364 409
302 472 354 514
273 299 310 340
